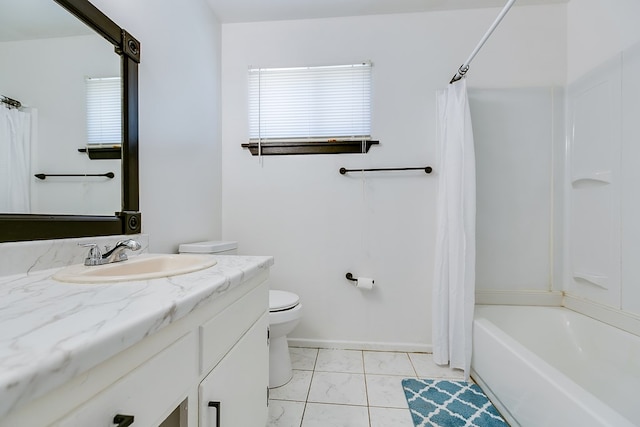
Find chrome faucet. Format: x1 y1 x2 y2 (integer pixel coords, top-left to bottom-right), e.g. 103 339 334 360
102 239 142 263
80 239 142 266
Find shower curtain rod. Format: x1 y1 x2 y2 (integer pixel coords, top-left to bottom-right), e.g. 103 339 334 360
1 95 21 109
450 0 517 84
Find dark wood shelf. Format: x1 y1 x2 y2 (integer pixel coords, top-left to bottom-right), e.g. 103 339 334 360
78 146 121 160
241 140 379 156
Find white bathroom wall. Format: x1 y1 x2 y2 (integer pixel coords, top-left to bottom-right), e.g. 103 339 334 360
91 0 223 253
0 35 120 215
221 6 566 349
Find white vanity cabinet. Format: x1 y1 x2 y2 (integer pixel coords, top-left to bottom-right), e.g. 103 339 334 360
55 332 198 427
0 263 270 427
198 275 270 427
199 313 269 427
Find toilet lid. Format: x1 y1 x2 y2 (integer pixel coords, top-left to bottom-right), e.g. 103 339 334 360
270 290 299 312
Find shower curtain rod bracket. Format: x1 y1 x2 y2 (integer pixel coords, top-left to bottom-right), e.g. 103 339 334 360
1 95 22 109
448 0 516 83
449 65 469 84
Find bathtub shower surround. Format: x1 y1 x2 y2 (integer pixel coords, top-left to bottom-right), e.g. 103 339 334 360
472 305 639 427
563 40 640 329
465 12 640 426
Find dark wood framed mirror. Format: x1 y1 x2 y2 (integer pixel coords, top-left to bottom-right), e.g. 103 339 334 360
0 0 141 243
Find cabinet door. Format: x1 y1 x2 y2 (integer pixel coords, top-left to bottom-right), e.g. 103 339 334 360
199 313 268 427
55 332 197 427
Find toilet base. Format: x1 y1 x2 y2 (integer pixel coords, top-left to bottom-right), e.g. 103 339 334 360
269 335 293 388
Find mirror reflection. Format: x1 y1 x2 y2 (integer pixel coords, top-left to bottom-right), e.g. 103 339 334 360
0 0 121 215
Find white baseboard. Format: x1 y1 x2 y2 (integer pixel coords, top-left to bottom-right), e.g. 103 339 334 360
287 338 432 353
475 289 563 306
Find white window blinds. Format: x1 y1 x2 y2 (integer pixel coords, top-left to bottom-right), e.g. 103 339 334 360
248 63 372 141
85 77 121 145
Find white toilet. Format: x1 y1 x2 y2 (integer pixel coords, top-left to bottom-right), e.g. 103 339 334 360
268 289 302 388
178 241 302 388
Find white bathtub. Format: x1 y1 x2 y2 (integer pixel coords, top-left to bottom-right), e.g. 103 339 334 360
472 305 640 427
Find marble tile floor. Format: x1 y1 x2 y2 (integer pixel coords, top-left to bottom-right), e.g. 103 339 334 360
267 347 465 427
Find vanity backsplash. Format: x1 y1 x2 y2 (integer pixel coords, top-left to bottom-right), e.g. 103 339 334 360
0 234 148 276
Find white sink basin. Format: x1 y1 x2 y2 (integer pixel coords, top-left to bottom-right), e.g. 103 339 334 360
53 254 217 284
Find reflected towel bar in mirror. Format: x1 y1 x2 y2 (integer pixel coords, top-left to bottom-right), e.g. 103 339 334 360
35 172 115 180
339 166 433 175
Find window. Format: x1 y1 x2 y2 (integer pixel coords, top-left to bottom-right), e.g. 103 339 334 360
85 76 121 146
84 77 121 159
244 63 378 155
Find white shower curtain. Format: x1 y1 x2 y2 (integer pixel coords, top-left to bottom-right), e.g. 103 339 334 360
432 78 476 379
0 105 34 213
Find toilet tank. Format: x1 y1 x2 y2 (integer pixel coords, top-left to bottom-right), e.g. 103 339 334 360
178 241 238 255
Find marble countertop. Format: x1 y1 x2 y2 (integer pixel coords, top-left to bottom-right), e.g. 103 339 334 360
0 254 273 419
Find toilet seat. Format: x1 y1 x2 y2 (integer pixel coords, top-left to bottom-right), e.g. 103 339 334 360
270 290 299 312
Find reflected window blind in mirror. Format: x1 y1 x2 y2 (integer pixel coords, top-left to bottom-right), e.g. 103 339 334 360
86 76 121 146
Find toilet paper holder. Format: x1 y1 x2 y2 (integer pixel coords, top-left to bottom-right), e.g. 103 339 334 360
345 272 374 284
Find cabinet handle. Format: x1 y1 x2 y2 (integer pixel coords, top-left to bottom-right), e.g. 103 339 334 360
208 401 221 426
113 414 135 427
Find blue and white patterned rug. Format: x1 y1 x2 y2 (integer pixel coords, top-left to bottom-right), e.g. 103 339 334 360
402 379 509 427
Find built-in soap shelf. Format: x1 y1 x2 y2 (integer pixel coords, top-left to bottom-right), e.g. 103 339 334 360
571 171 612 187
572 272 609 290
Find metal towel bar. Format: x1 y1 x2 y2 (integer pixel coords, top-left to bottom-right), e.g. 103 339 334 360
339 166 432 175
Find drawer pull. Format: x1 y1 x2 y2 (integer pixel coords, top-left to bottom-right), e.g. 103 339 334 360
113 414 135 427
208 401 221 426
